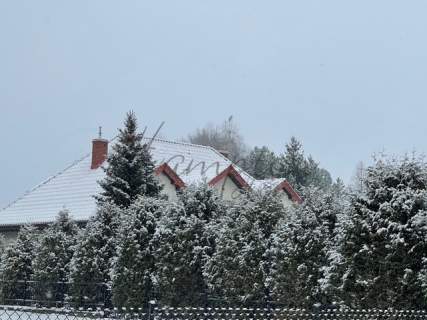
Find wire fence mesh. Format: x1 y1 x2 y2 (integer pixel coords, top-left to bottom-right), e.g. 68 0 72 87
0 281 110 308
1 281 427 319
0 306 426 320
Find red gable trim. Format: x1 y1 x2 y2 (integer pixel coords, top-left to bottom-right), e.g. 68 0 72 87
208 165 250 189
155 163 186 189
274 180 303 204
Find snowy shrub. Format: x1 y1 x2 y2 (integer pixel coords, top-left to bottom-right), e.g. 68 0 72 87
111 196 167 308
204 190 286 306
337 155 427 309
68 202 121 307
154 184 225 306
270 186 344 309
0 225 39 303
32 210 79 305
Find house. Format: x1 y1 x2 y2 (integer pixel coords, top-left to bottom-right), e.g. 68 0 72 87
0 136 302 244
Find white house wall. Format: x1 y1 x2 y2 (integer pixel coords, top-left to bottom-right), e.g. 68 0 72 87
277 189 295 208
212 176 242 201
1 230 18 248
157 173 179 201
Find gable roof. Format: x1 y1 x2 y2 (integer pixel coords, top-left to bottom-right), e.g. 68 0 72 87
0 137 301 227
0 154 102 227
155 163 186 189
208 165 250 189
0 138 251 227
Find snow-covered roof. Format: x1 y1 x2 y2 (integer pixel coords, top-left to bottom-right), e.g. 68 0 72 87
251 178 284 190
252 178 303 204
145 138 253 185
0 138 257 227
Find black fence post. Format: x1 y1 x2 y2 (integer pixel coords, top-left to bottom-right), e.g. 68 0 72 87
148 300 156 320
23 279 27 306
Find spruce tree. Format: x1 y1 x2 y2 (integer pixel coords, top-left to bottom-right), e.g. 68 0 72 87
306 157 333 190
0 225 38 304
204 191 286 306
276 137 309 189
241 146 277 180
68 203 121 307
276 137 332 190
154 185 224 306
337 155 427 309
97 111 162 207
111 196 167 308
32 210 78 305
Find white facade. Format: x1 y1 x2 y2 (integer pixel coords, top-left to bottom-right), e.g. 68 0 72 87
157 172 179 201
276 189 295 208
212 176 243 201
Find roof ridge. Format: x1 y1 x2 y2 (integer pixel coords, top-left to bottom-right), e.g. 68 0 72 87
257 177 287 182
0 154 91 213
207 146 257 181
142 137 221 151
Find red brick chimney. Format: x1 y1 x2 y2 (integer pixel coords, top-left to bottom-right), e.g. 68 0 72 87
91 138 108 170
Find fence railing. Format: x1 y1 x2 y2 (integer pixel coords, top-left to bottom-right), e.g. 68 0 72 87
0 306 426 320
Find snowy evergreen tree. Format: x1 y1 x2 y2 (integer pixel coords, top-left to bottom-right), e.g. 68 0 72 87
241 146 277 180
337 155 427 309
97 111 162 208
276 137 332 190
0 225 38 303
154 185 225 306
32 210 78 305
111 197 167 308
306 156 333 190
68 202 121 307
204 191 286 306
330 178 347 199
318 179 350 306
270 186 344 308
0 235 5 258
276 137 309 189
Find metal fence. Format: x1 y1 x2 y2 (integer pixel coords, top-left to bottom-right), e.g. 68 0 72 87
0 280 110 308
0 306 426 320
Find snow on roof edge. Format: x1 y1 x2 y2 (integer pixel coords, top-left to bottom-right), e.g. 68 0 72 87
0 154 91 212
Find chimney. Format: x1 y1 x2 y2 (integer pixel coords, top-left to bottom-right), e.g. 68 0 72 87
91 138 108 169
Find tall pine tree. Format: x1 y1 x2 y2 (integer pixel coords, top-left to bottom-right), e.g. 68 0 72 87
276 137 309 189
276 137 332 190
97 111 162 207
241 146 277 180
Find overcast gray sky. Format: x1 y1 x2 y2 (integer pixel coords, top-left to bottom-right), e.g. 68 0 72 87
1 1 427 208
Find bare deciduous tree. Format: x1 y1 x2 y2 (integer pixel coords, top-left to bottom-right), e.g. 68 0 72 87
186 116 248 162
